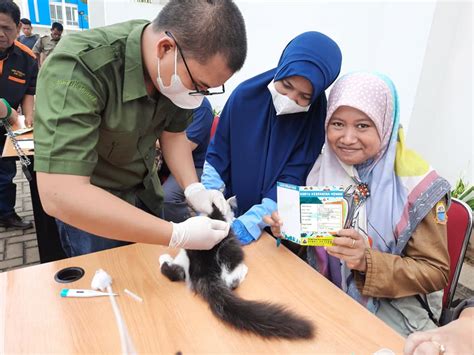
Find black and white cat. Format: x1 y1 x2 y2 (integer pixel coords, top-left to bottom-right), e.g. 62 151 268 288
159 205 315 340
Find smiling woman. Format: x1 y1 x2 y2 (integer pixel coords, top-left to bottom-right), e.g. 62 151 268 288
304 72 450 336
326 106 382 166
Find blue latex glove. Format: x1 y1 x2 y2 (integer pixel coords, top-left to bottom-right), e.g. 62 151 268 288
232 198 277 245
231 219 254 245
201 161 225 191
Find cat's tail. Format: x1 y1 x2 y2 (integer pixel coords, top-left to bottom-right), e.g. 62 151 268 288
194 276 315 339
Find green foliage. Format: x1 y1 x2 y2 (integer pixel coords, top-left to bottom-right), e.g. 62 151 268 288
451 178 474 210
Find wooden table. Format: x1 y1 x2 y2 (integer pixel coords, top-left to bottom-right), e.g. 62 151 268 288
1 129 66 262
0 234 404 353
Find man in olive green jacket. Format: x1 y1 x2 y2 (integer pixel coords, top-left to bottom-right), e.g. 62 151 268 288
34 0 247 256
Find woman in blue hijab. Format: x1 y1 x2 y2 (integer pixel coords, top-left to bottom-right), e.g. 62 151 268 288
201 32 342 244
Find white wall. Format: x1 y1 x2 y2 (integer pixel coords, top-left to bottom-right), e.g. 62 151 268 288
89 0 164 28
88 0 106 28
207 0 436 132
89 1 437 132
13 0 28 20
86 0 473 184
407 1 473 185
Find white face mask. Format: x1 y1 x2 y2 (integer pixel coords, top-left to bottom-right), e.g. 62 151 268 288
267 80 311 115
157 47 204 109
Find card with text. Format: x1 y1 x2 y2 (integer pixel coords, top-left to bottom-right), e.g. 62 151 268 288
276 182 347 246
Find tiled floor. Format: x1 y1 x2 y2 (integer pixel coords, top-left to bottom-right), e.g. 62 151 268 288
0 163 39 271
1 163 473 304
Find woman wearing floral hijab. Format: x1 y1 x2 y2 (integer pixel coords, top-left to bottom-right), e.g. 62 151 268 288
265 72 450 336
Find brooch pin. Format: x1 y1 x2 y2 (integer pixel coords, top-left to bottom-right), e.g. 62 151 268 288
343 177 371 229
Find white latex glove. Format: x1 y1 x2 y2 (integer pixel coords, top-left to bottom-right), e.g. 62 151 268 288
184 182 229 216
169 216 230 249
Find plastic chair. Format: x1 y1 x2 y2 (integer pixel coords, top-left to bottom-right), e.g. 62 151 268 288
443 198 473 309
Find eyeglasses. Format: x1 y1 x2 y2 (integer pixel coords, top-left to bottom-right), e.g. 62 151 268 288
165 31 225 96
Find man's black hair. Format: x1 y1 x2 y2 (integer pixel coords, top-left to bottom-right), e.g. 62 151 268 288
153 0 247 73
51 22 63 32
20 18 32 26
0 0 21 26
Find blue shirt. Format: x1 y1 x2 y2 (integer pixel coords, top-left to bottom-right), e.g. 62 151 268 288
188 97 214 169
18 34 39 50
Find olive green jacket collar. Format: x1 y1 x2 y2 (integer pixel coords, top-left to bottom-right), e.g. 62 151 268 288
123 22 150 103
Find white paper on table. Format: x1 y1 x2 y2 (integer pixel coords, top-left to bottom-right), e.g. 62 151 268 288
17 115 26 128
11 127 33 136
3 115 31 136
17 140 34 150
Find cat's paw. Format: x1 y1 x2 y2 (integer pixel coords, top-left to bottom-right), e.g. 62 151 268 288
222 263 249 289
159 254 173 267
161 263 186 281
160 254 186 282
236 263 249 284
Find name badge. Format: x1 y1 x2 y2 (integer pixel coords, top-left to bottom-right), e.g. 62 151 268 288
435 201 447 224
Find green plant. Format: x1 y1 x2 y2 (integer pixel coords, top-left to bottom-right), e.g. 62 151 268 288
212 108 221 117
451 178 474 210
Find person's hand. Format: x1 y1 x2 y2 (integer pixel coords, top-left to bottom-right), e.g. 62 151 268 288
263 211 284 237
1 105 18 126
325 228 367 272
7 108 19 126
404 341 442 355
404 310 474 355
25 114 33 128
169 216 230 249
0 99 15 124
184 182 229 216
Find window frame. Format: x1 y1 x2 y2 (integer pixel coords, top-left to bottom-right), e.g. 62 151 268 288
49 1 79 30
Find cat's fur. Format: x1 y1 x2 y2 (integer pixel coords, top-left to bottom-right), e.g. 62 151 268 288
159 206 315 340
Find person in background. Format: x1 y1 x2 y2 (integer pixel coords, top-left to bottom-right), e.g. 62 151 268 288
162 97 215 222
404 297 474 354
32 21 63 67
201 31 342 245
0 0 37 229
17 18 39 50
34 0 247 256
264 72 450 336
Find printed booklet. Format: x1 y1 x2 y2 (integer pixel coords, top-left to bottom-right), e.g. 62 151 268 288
276 182 348 246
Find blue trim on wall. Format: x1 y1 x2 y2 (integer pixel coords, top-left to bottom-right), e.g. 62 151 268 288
27 0 89 30
77 0 89 30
